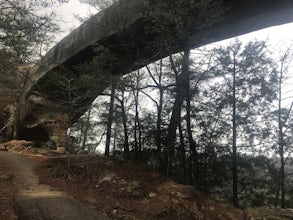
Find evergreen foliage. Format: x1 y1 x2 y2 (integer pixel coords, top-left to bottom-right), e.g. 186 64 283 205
70 39 292 208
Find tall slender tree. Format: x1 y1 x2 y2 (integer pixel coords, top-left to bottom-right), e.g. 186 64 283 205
143 59 176 168
127 71 143 161
105 83 116 156
275 45 293 208
81 105 92 151
115 80 130 159
210 40 278 207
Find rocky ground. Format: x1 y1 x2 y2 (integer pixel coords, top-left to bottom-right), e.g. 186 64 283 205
0 140 292 220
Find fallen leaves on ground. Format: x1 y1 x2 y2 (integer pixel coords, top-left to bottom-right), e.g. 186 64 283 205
37 155 244 220
0 160 16 220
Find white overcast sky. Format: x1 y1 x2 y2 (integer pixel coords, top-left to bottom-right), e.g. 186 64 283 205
50 0 96 37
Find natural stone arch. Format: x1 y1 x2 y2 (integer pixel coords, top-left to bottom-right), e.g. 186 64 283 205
2 0 293 146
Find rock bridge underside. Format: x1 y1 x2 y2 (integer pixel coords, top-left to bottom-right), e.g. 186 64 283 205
1 0 293 148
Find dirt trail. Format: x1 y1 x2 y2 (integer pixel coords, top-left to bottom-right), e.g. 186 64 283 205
0 152 109 220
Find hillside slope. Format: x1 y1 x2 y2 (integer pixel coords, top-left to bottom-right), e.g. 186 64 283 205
37 155 244 220
1 142 293 219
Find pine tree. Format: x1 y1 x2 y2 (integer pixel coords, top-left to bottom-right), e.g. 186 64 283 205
205 40 278 206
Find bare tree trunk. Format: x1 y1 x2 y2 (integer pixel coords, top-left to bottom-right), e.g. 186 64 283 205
77 123 84 147
178 117 187 182
145 61 164 168
182 48 199 185
232 53 238 207
137 112 142 161
119 92 130 159
132 71 142 161
165 67 183 175
278 69 285 208
275 47 293 208
156 59 164 157
157 87 164 165
166 50 189 175
275 172 281 207
112 125 117 158
133 89 142 161
105 83 116 157
82 106 92 151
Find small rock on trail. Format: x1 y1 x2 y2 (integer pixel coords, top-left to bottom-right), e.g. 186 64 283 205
0 172 12 181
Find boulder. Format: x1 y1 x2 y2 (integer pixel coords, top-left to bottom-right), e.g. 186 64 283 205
41 139 56 150
0 140 34 152
56 147 66 154
77 149 89 155
96 173 121 188
0 144 7 151
37 148 51 154
0 172 12 181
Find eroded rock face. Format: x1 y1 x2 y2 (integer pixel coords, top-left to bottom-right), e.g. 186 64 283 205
0 68 70 148
0 104 16 142
7 83 69 148
16 112 69 149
